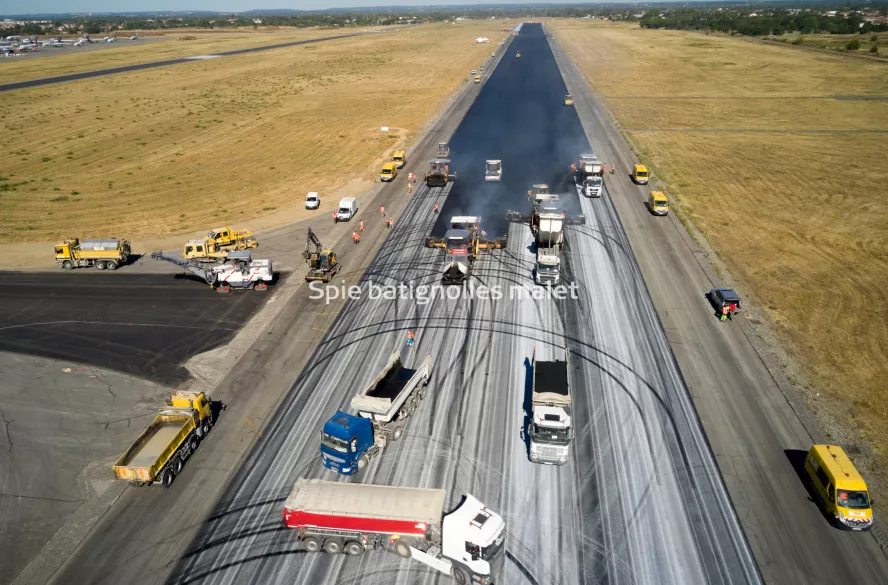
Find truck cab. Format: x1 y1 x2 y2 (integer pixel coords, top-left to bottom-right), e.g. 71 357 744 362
535 248 560 286
320 411 375 475
583 176 603 198
441 494 507 582
184 240 226 262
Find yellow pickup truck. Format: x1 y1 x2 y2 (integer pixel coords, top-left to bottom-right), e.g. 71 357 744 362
207 226 258 249
113 392 214 488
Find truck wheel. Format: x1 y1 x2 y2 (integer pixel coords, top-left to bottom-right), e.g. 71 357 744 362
62 261 73 270
453 567 470 585
323 539 343 554
394 541 411 558
391 424 404 441
190 436 199 451
94 261 105 270
357 454 370 470
202 420 211 435
161 468 174 488
172 456 184 475
105 260 118 271
344 541 364 556
303 536 322 553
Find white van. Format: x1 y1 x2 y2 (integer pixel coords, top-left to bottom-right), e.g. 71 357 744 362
336 197 357 221
305 192 320 210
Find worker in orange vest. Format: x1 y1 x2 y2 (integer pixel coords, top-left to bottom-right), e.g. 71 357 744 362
408 182 413 193
359 219 364 232
332 210 338 223
610 164 615 175
433 202 439 214
352 231 360 245
406 329 415 347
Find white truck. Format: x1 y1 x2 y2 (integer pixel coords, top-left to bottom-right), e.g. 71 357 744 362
484 160 502 182
527 347 573 465
320 352 433 475
283 479 506 584
576 154 603 179
535 212 564 285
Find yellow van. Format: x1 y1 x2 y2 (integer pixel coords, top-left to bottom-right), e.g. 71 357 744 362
392 150 406 169
380 162 398 182
805 444 873 530
474 75 481 84
632 164 649 184
648 191 669 216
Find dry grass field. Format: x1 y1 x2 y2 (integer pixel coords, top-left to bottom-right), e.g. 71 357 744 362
550 20 888 496
0 22 503 247
0 28 347 85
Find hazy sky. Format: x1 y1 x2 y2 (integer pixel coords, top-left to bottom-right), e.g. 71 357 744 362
7 0 618 17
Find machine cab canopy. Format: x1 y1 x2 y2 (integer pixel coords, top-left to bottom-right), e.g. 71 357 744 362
531 184 550 195
444 229 470 251
450 216 480 230
486 160 501 172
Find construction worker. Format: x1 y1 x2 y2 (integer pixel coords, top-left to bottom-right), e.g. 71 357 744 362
359 219 364 232
408 182 413 193
352 231 360 245
433 202 439 214
729 302 737 320
380 205 385 217
571 162 577 173
720 305 729 322
406 329 415 347
332 210 338 223
610 164 615 175
444 164 449 174
387 216 394 229
481 229 487 238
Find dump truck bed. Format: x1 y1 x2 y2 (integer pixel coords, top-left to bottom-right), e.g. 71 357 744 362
350 352 432 419
113 412 195 481
533 359 571 406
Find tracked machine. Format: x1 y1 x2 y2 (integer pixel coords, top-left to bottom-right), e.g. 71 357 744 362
424 216 507 284
302 227 340 283
426 159 456 188
151 250 273 293
436 142 450 158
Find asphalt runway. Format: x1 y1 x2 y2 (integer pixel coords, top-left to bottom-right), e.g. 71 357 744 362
0 32 365 93
0 272 269 386
167 25 761 585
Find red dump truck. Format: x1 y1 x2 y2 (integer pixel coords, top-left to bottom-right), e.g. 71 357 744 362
283 479 506 584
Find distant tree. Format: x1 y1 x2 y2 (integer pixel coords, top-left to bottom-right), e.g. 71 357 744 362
85 23 102 35
847 39 860 50
871 44 879 54
21 23 43 35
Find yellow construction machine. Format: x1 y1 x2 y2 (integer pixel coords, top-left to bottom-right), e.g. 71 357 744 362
183 240 229 263
207 226 258 250
303 227 340 283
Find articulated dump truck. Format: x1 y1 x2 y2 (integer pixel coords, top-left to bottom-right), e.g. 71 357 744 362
112 392 214 488
283 479 506 584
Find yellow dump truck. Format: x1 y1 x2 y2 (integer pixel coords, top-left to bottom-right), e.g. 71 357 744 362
113 392 214 488
207 227 258 250
55 238 131 270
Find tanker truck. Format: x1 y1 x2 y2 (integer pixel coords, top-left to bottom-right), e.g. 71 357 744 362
283 479 506 584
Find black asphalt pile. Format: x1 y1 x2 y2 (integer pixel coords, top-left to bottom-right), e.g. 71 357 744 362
432 24 589 237
0 272 268 385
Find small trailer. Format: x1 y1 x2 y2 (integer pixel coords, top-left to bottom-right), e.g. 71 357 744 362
320 351 432 475
283 479 506 584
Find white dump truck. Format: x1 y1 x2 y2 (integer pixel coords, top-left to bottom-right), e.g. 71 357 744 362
283 479 506 584
527 347 573 465
320 352 433 475
535 212 564 285
582 176 603 198
484 160 502 182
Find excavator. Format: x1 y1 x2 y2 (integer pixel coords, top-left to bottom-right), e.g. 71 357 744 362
424 216 507 284
151 250 273 293
302 227 339 283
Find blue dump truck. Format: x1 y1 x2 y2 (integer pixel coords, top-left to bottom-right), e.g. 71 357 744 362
320 351 432 475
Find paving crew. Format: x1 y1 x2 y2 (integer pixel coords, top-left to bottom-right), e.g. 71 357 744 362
359 219 364 232
433 202 439 214
352 231 360 245
380 205 385 217
571 162 577 173
406 329 415 347
332 210 338 222
720 304 729 322
408 182 413 193
610 164 615 175
387 216 394 229
444 164 449 174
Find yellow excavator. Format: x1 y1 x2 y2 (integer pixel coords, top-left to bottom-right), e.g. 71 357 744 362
303 227 339 283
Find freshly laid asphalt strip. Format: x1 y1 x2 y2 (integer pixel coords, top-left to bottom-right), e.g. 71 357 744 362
0 272 269 386
166 24 761 585
0 33 365 93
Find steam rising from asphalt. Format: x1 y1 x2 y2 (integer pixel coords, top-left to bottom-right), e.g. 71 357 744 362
431 25 591 237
